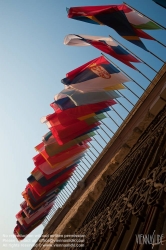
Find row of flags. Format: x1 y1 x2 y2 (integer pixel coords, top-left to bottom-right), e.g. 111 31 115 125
66 3 162 51
14 2 164 240
64 34 141 70
14 55 124 240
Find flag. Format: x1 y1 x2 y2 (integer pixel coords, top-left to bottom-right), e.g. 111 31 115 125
31 168 43 180
67 5 161 49
28 164 78 187
31 168 44 181
50 120 100 145
14 219 44 241
61 55 128 92
65 83 125 93
22 183 66 209
153 0 166 8
29 166 76 196
64 34 140 69
33 152 84 178
42 106 106 128
16 202 54 227
54 95 77 110
121 5 161 30
42 133 95 157
58 88 120 106
54 96 116 110
35 143 89 167
20 200 54 218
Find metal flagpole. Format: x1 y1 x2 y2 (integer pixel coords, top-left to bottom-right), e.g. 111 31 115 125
79 162 88 173
111 106 124 122
59 195 65 204
88 148 98 158
74 170 82 179
64 186 72 196
81 158 90 170
116 99 130 113
147 50 165 63
77 164 86 176
109 35 161 74
99 125 112 139
84 155 93 165
93 136 104 149
123 2 166 30
67 181 75 192
105 49 151 82
101 53 147 92
86 151 96 162
96 130 107 144
117 90 135 106
106 111 120 128
105 113 119 129
89 141 100 155
61 190 69 200
101 120 115 135
72 172 80 182
62 189 69 201
70 175 77 186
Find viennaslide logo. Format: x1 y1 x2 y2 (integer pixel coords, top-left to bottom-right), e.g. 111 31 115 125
135 231 165 249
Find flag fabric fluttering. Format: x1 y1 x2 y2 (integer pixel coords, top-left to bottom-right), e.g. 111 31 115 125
64 34 140 69
58 89 120 107
14 29 132 238
61 55 129 92
67 4 161 50
13 53 125 239
153 0 166 9
53 96 116 111
40 133 94 156
28 164 78 187
29 165 76 196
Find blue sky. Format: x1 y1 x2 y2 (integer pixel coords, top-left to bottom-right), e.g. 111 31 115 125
0 0 165 249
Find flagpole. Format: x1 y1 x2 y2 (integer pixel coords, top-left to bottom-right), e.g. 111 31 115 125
147 50 165 63
109 35 161 74
123 2 166 30
101 53 150 89
151 37 166 48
